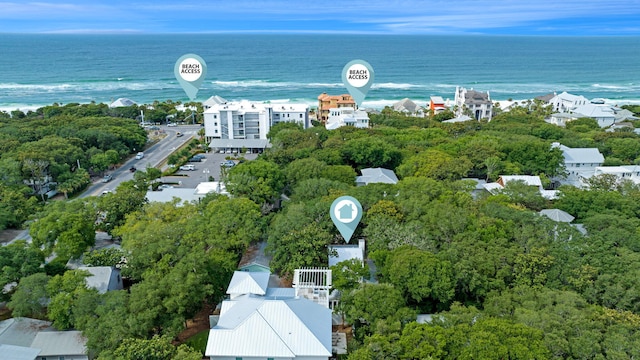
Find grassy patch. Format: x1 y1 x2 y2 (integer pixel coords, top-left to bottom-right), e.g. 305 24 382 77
184 329 209 355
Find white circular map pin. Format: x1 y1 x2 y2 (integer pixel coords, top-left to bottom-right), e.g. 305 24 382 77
342 60 375 107
174 54 207 101
330 196 363 243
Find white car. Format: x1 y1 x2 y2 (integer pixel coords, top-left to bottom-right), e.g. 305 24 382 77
167 123 177 127
179 164 196 171
135 152 144 159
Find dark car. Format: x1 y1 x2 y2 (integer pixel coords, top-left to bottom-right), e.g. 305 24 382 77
129 166 137 172
192 154 206 160
188 157 202 162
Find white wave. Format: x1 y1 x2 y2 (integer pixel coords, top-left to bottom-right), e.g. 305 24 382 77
305 82 343 88
0 104 44 113
372 83 426 90
211 79 344 89
0 81 172 93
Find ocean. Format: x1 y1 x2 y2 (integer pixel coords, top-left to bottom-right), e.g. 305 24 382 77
1 34 639 112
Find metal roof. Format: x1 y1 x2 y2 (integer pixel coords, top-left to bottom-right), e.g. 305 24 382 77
206 296 332 358
561 146 604 164
0 344 41 360
30 331 86 357
356 168 398 185
78 266 121 294
226 271 270 297
328 245 363 267
0 318 52 348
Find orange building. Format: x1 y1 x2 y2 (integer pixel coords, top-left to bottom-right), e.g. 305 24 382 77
317 93 355 123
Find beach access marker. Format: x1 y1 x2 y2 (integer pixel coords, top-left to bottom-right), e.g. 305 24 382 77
342 59 374 107
330 196 363 243
174 54 207 100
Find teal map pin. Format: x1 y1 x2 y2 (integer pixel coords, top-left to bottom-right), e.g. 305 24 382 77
342 59 374 107
330 196 363 243
174 54 207 100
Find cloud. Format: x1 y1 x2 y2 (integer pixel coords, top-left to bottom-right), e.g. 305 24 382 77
0 0 638 34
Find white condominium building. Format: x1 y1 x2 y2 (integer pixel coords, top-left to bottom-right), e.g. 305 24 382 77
203 100 309 151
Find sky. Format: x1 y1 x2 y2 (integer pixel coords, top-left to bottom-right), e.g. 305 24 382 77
1 0 639 35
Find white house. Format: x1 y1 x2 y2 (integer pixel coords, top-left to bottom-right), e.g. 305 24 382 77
552 142 604 187
547 112 578 127
325 107 369 130
572 104 616 127
454 86 492 121
203 100 310 152
145 181 228 205
593 166 640 184
548 92 589 113
484 175 558 199
206 271 333 360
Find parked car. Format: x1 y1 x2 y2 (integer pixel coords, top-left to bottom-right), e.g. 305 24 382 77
135 152 144 159
179 164 196 171
188 157 202 162
149 126 160 130
192 154 206 160
220 160 236 168
167 123 177 127
101 174 113 183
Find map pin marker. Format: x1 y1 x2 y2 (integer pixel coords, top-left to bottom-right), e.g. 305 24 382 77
174 54 207 101
330 196 363 243
342 59 374 107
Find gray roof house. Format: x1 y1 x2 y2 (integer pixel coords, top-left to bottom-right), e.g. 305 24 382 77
328 239 365 267
30 331 87 360
552 142 605 187
0 344 41 360
78 266 123 294
0 318 51 348
454 86 493 120
393 98 423 117
356 168 399 186
108 97 136 108
0 318 88 360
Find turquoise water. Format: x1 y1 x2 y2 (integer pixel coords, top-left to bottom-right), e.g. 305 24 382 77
1 34 639 110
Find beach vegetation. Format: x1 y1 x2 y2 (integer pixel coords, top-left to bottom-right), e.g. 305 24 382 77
5 101 640 358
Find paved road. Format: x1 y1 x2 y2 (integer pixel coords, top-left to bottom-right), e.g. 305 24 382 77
7 124 204 244
83 124 203 197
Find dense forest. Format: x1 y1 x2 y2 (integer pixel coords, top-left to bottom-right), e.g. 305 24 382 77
2 101 640 358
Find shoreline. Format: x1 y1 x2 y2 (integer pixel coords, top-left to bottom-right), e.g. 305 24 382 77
3 97 640 115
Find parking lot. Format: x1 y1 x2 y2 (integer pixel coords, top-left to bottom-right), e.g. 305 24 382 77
159 151 258 188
